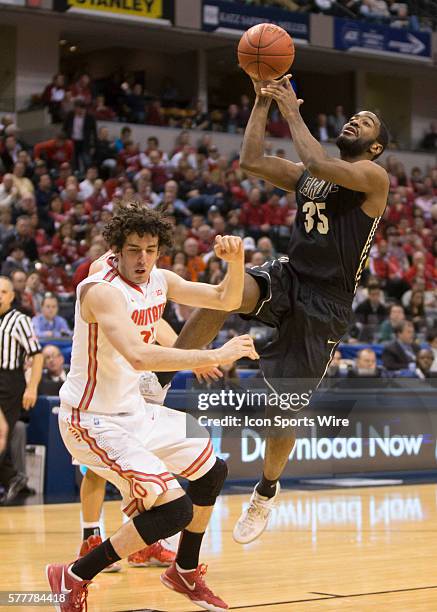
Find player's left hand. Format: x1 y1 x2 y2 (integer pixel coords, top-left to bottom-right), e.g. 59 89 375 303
260 74 303 119
214 235 243 262
22 386 38 411
193 365 224 384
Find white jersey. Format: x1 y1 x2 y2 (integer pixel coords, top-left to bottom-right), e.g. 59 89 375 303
60 258 167 415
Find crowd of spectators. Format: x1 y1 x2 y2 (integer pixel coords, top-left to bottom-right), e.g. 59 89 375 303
0 117 436 378
33 73 436 154
230 0 435 30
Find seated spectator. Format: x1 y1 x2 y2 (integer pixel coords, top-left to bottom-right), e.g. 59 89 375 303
11 269 34 316
224 104 242 134
382 320 419 371
38 344 69 395
0 242 29 277
348 348 387 377
0 174 18 209
124 83 147 123
257 236 276 262
92 95 116 121
405 289 427 333
184 237 206 282
12 162 34 197
199 256 224 285
79 166 99 200
2 215 38 261
32 293 72 338
190 100 210 131
72 242 107 287
354 283 387 325
69 73 93 106
240 187 265 241
378 303 405 342
415 348 437 379
34 132 74 171
1 135 22 173
24 271 44 314
326 349 343 377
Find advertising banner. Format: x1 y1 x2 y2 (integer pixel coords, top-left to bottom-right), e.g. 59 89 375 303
334 17 431 60
202 0 309 42
168 378 437 480
54 0 173 23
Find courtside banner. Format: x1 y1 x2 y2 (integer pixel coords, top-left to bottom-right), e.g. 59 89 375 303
334 17 431 60
53 0 174 23
202 0 309 42
171 377 437 478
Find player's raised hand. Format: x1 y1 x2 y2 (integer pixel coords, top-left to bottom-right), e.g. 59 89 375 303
260 74 303 119
214 235 243 263
215 335 259 365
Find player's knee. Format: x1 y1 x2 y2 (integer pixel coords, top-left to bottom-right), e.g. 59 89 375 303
84 469 104 486
187 458 228 506
132 494 193 545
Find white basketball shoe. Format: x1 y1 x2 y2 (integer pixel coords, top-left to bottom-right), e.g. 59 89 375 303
232 482 280 544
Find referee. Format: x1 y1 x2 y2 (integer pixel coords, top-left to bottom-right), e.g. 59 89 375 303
0 276 43 504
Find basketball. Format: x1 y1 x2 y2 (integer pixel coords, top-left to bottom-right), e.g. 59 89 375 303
237 23 295 81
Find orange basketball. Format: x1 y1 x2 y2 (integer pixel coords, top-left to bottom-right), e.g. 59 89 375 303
238 23 295 81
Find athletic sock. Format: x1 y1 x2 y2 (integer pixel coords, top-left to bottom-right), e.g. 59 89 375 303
83 525 101 541
175 530 204 571
256 475 278 499
71 538 121 580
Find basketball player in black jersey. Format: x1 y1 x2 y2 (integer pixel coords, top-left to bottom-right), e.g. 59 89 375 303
158 74 389 544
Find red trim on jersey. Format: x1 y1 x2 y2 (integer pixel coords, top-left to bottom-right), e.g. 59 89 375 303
71 409 175 494
103 269 118 283
136 498 145 514
179 440 214 478
78 323 98 411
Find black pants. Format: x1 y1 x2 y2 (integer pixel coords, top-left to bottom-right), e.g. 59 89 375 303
0 370 26 487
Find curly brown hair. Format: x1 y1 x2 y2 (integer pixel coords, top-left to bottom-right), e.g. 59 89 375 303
102 200 173 252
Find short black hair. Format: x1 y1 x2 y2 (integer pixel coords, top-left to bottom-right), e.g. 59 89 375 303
103 200 173 252
374 117 389 160
394 320 414 335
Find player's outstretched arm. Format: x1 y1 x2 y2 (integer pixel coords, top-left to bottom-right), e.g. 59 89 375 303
240 78 304 192
82 283 258 371
261 76 389 210
163 235 245 311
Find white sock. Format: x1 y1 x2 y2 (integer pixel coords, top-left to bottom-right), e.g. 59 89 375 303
176 562 196 573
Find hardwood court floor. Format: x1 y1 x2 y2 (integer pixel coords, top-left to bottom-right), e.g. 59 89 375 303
1 483 437 611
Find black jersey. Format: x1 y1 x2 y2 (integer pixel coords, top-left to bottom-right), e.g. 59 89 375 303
288 170 382 300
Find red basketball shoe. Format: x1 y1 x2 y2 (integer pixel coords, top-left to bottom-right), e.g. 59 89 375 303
128 541 175 567
46 563 91 612
161 562 228 611
79 535 122 573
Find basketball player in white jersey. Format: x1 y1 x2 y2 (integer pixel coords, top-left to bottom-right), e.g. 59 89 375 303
78 249 221 571
47 203 258 612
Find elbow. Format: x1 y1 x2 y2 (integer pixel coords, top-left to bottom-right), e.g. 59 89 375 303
222 296 242 312
240 159 258 173
129 356 146 371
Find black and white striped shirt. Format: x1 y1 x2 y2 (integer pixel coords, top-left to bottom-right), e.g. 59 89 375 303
0 309 42 370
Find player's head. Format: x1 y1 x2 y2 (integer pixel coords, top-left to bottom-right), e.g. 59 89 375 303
336 111 389 161
103 200 173 284
0 276 14 315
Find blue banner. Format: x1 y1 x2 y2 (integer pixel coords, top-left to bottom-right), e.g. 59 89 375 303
202 0 309 42
334 18 431 59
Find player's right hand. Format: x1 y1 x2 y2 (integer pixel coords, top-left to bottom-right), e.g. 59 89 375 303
215 335 259 365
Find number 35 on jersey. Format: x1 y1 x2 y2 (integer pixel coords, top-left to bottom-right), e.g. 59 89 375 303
302 201 329 235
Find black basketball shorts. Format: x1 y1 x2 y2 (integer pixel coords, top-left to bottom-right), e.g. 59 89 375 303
242 257 351 394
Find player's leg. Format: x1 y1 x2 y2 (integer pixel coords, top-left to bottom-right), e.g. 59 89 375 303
47 407 193 611
149 406 229 610
78 469 123 573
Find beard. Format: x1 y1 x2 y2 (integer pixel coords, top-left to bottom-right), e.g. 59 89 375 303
336 134 374 157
